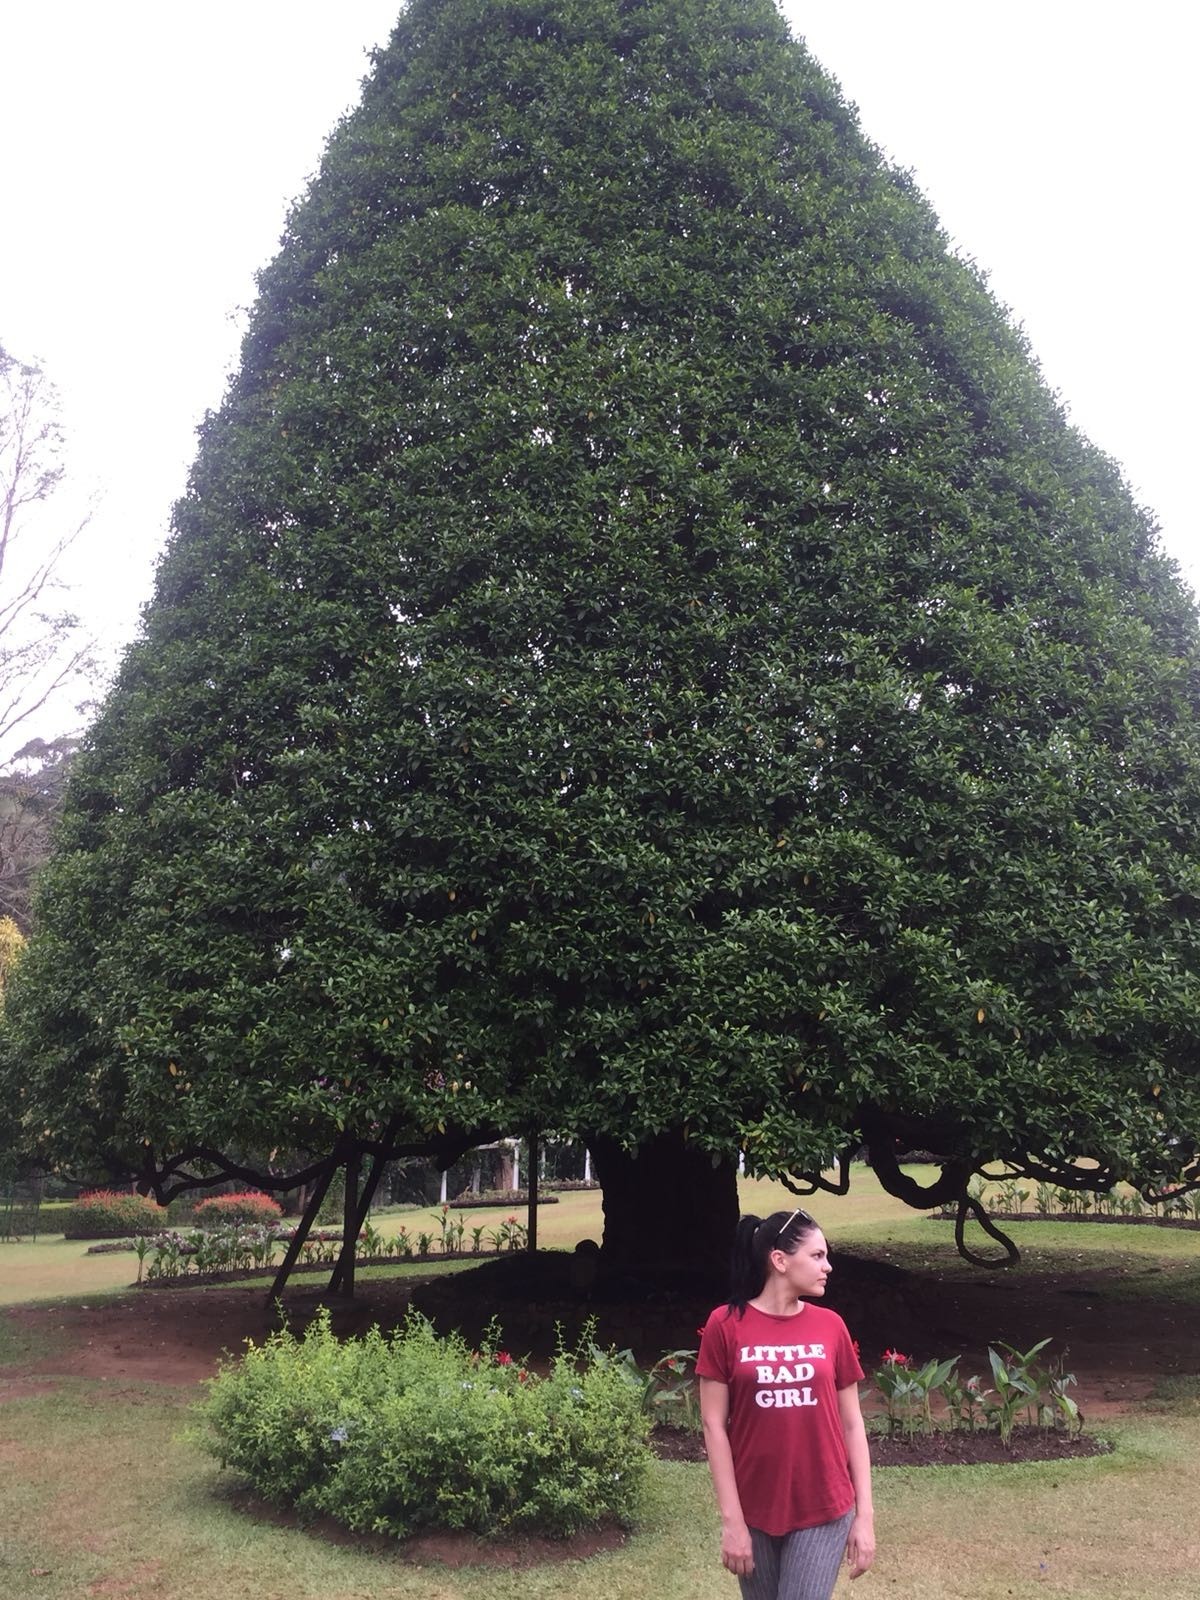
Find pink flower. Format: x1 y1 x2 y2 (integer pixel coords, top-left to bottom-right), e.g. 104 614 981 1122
495 1351 513 1366
882 1349 910 1366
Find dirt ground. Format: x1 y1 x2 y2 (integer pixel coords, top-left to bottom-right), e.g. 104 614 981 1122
4 1248 1195 1416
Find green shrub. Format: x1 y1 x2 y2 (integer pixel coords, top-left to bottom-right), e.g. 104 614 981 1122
192 1190 283 1229
60 1189 167 1239
195 1311 650 1538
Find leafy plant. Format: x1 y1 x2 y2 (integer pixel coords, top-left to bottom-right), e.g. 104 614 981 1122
60 1190 166 1240
647 1348 703 1431
192 1191 283 1229
195 1310 650 1538
872 1351 957 1438
983 1339 1053 1446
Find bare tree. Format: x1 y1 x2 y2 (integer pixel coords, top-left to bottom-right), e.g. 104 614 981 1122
0 344 95 752
0 735 79 931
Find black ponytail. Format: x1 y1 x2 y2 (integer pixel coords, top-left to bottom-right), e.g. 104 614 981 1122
726 1208 820 1314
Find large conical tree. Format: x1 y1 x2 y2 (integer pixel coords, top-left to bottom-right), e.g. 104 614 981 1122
5 0 1200 1275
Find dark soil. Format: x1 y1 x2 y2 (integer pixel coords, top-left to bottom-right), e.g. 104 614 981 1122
10 1245 1193 1412
648 1423 1112 1468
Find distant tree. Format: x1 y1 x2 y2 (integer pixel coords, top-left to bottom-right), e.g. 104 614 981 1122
0 344 95 754
4 0 1200 1279
0 736 79 931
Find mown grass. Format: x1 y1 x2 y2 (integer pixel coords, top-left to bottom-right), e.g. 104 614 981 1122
5 1167 1199 1307
1 1377 1198 1600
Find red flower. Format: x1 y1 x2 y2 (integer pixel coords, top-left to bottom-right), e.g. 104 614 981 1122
852 1340 861 1358
517 1369 529 1382
882 1348 910 1366
495 1351 513 1366
697 1327 707 1339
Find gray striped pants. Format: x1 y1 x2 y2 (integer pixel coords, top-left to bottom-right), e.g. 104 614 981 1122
737 1511 855 1600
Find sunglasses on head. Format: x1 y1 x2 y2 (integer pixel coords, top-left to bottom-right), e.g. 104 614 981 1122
771 1207 813 1244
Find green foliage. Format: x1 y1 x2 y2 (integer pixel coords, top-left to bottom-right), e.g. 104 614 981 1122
4 0 1200 1223
874 1351 959 1438
60 1188 167 1239
868 1340 1081 1445
195 1309 651 1538
588 1343 703 1431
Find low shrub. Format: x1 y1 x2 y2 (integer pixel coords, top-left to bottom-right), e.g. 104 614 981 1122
192 1191 283 1229
195 1311 651 1538
60 1189 167 1240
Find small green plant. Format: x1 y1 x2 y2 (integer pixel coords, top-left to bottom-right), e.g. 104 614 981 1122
359 1219 385 1260
132 1234 152 1283
430 1203 452 1252
983 1339 1052 1446
648 1348 702 1430
429 1206 466 1253
872 1351 957 1438
940 1369 987 1432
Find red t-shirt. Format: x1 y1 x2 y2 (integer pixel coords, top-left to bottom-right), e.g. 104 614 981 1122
695 1300 864 1537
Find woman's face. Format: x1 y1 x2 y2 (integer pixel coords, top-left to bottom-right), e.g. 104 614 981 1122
772 1227 831 1298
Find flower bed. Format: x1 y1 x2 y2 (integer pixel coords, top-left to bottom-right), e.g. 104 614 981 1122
625 1336 1096 1468
935 1178 1200 1226
134 1211 531 1284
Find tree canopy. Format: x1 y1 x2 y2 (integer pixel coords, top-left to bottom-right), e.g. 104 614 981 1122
4 0 1199 1267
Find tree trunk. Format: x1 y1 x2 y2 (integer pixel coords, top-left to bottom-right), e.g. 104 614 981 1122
333 1149 361 1298
527 1129 539 1251
267 1155 337 1303
587 1131 739 1288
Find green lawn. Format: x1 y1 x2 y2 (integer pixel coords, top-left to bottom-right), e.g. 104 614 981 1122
0 1375 1197 1600
2 1170 1199 1598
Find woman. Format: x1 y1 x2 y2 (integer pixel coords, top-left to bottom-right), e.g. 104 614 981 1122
696 1208 875 1598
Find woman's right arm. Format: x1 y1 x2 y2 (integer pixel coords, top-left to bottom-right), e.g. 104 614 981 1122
699 1377 755 1577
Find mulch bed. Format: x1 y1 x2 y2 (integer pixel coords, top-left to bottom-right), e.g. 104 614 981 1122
649 1424 1112 1468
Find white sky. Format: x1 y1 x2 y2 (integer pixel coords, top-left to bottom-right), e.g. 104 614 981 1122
0 1 1195 739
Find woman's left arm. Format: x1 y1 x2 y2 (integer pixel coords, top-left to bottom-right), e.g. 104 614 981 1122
837 1382 876 1580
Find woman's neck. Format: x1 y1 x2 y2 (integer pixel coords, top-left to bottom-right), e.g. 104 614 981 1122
748 1283 804 1317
